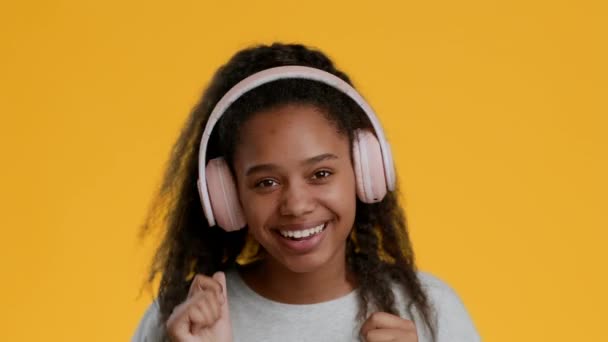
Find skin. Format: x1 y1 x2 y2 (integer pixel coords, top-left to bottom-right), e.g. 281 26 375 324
166 104 418 341
166 272 232 342
233 104 357 304
360 312 419 342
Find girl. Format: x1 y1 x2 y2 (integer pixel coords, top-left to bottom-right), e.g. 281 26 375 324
133 43 479 342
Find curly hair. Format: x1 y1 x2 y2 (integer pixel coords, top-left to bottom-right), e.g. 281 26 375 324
140 42 436 340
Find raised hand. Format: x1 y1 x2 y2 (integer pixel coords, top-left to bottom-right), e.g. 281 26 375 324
360 312 418 342
166 272 233 342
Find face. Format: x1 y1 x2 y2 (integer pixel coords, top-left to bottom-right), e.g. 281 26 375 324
233 104 357 274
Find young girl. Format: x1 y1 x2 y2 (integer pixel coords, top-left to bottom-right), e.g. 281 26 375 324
133 43 480 342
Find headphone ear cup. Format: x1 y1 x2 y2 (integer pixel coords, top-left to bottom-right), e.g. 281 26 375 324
206 157 246 231
352 129 388 203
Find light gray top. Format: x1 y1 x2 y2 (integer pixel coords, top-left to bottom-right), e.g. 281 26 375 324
132 270 480 341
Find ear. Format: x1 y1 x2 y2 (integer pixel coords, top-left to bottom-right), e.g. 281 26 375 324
206 157 247 231
352 130 387 203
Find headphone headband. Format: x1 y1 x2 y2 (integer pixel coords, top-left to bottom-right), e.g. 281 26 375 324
197 66 395 227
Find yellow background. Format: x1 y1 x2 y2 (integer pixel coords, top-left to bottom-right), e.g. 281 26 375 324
1 1 606 341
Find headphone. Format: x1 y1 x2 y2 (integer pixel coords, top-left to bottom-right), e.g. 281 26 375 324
197 66 396 231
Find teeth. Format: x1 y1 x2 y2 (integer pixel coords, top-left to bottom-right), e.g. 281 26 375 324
279 223 326 239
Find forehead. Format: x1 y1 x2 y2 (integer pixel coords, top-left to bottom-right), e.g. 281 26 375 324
233 104 350 168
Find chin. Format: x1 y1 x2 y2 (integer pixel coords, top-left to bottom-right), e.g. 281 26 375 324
277 247 344 274
282 258 327 274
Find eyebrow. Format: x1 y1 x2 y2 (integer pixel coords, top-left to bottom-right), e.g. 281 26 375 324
245 153 339 176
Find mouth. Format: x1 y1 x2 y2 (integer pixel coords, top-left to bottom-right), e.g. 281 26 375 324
276 222 328 241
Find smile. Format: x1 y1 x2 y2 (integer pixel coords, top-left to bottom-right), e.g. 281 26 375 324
278 222 327 240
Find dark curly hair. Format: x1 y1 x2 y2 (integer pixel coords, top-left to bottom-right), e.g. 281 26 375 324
140 42 436 340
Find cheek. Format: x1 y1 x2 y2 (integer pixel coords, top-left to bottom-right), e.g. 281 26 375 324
239 190 277 228
320 172 358 218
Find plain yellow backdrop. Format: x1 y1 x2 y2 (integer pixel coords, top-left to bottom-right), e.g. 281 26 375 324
1 0 606 341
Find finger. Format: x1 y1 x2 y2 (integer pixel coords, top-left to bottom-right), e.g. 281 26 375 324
212 272 229 321
212 271 227 302
362 327 394 342
188 273 224 298
186 301 210 334
190 291 222 333
363 328 417 342
213 272 229 320
361 312 415 336
188 273 224 303
166 302 194 340
210 271 233 342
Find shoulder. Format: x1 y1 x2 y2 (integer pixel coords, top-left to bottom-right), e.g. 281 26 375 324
414 272 481 342
417 271 463 301
131 300 167 342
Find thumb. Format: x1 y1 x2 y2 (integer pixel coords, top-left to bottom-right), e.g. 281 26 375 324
210 271 233 342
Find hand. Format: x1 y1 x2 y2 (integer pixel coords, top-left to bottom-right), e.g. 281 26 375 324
360 312 418 342
166 272 233 342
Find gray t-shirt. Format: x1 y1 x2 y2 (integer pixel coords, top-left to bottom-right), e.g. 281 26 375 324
132 270 480 341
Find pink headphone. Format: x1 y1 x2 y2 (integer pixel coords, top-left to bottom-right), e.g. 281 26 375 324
197 66 396 231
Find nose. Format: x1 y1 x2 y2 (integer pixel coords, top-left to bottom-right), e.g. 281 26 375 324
279 181 316 217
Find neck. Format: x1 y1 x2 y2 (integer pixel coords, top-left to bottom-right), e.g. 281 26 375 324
239 249 356 304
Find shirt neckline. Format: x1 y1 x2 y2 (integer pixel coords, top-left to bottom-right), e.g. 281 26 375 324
226 268 359 311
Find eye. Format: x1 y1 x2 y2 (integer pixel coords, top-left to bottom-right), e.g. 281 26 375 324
311 170 333 180
255 178 278 188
